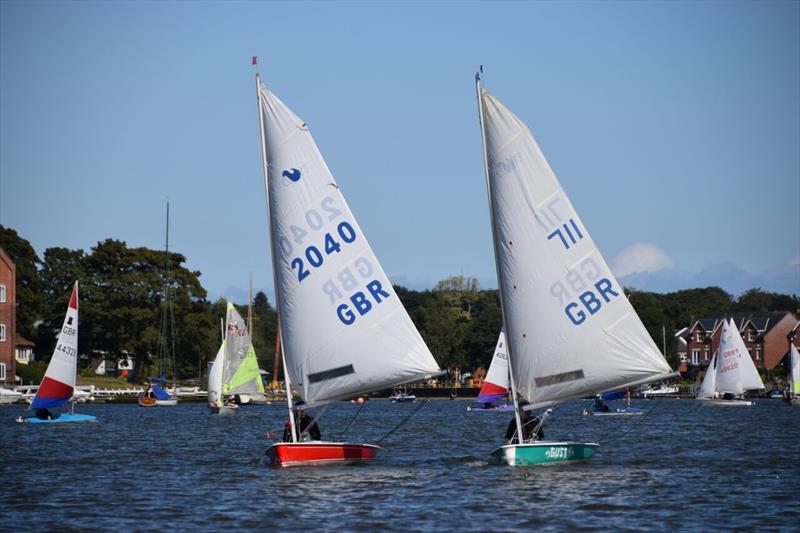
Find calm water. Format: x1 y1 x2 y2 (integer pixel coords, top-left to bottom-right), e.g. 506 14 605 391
1 398 798 531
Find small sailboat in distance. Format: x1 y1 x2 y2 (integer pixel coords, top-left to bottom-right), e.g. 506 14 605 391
255 73 443 466
209 302 265 414
16 282 96 424
696 318 764 406
468 327 513 412
475 72 676 466
786 343 800 406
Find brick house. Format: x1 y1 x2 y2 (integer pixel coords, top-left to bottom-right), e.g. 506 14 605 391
682 313 798 379
0 247 15 385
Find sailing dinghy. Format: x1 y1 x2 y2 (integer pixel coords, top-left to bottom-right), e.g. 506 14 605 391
786 343 800 406
208 302 265 414
468 327 513 412
583 389 643 416
17 282 96 424
475 73 675 466
255 74 443 466
696 319 764 406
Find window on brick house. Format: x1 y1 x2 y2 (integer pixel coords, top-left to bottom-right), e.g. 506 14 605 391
692 349 700 365
0 324 5 342
0 284 6 303
0 362 5 381
704 350 709 360
747 331 755 342
755 348 761 360
695 331 703 342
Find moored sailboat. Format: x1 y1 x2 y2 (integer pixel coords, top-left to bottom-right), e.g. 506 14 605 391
16 282 96 424
140 203 179 407
696 318 764 406
475 73 675 466
255 74 443 466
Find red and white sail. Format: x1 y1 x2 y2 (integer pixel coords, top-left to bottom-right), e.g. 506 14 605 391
477 327 509 403
31 282 79 409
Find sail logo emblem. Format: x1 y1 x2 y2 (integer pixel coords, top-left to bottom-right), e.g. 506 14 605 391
282 168 302 182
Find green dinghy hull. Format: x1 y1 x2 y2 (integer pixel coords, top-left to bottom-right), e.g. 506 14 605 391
490 441 599 466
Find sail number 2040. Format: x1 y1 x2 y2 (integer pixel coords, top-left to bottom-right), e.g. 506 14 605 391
291 221 357 283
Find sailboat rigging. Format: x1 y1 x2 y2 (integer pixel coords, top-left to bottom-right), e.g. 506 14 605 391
475 72 676 466
140 202 179 407
255 73 443 466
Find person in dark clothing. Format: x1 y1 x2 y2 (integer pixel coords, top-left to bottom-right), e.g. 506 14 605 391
35 408 53 420
282 401 321 442
504 401 544 444
594 397 610 412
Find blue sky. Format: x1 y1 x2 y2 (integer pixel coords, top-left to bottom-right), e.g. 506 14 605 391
1 0 798 303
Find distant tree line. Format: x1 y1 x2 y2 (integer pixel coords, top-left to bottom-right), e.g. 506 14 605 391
2 225 798 381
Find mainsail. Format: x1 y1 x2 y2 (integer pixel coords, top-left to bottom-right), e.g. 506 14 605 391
715 319 764 395
477 327 510 403
31 282 79 410
257 79 441 404
477 84 674 408
221 303 265 397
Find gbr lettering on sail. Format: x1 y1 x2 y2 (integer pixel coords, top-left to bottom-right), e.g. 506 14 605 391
536 193 621 327
276 191 391 327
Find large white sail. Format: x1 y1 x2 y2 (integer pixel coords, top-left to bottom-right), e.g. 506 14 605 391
478 85 673 408
696 351 717 399
222 303 265 396
258 81 441 404
715 319 764 395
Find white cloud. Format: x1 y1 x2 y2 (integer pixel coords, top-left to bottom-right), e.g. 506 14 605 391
612 242 674 279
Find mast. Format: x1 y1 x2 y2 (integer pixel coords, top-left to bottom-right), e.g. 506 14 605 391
272 325 281 390
247 272 254 338
256 73 297 442
475 72 523 442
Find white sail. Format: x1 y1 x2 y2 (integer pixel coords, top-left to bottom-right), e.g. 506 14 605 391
478 85 673 408
696 351 717 399
208 342 224 407
31 282 79 410
258 81 441 404
790 344 800 396
715 319 764 395
222 303 265 396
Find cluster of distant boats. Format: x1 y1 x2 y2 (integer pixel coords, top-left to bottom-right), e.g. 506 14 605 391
7 69 799 466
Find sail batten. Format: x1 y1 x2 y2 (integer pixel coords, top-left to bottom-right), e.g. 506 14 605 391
478 85 673 406
258 81 440 405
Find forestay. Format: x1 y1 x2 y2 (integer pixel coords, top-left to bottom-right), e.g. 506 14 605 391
258 81 441 404
477 327 510 403
478 87 673 408
31 282 79 410
715 319 764 395
222 303 265 397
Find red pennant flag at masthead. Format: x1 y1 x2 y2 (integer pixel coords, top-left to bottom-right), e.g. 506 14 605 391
251 56 257 65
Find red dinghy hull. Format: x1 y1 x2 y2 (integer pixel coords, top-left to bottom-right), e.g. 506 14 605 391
266 442 380 467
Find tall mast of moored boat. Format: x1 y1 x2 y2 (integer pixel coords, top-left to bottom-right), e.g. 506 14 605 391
475 71 523 441
256 72 297 442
